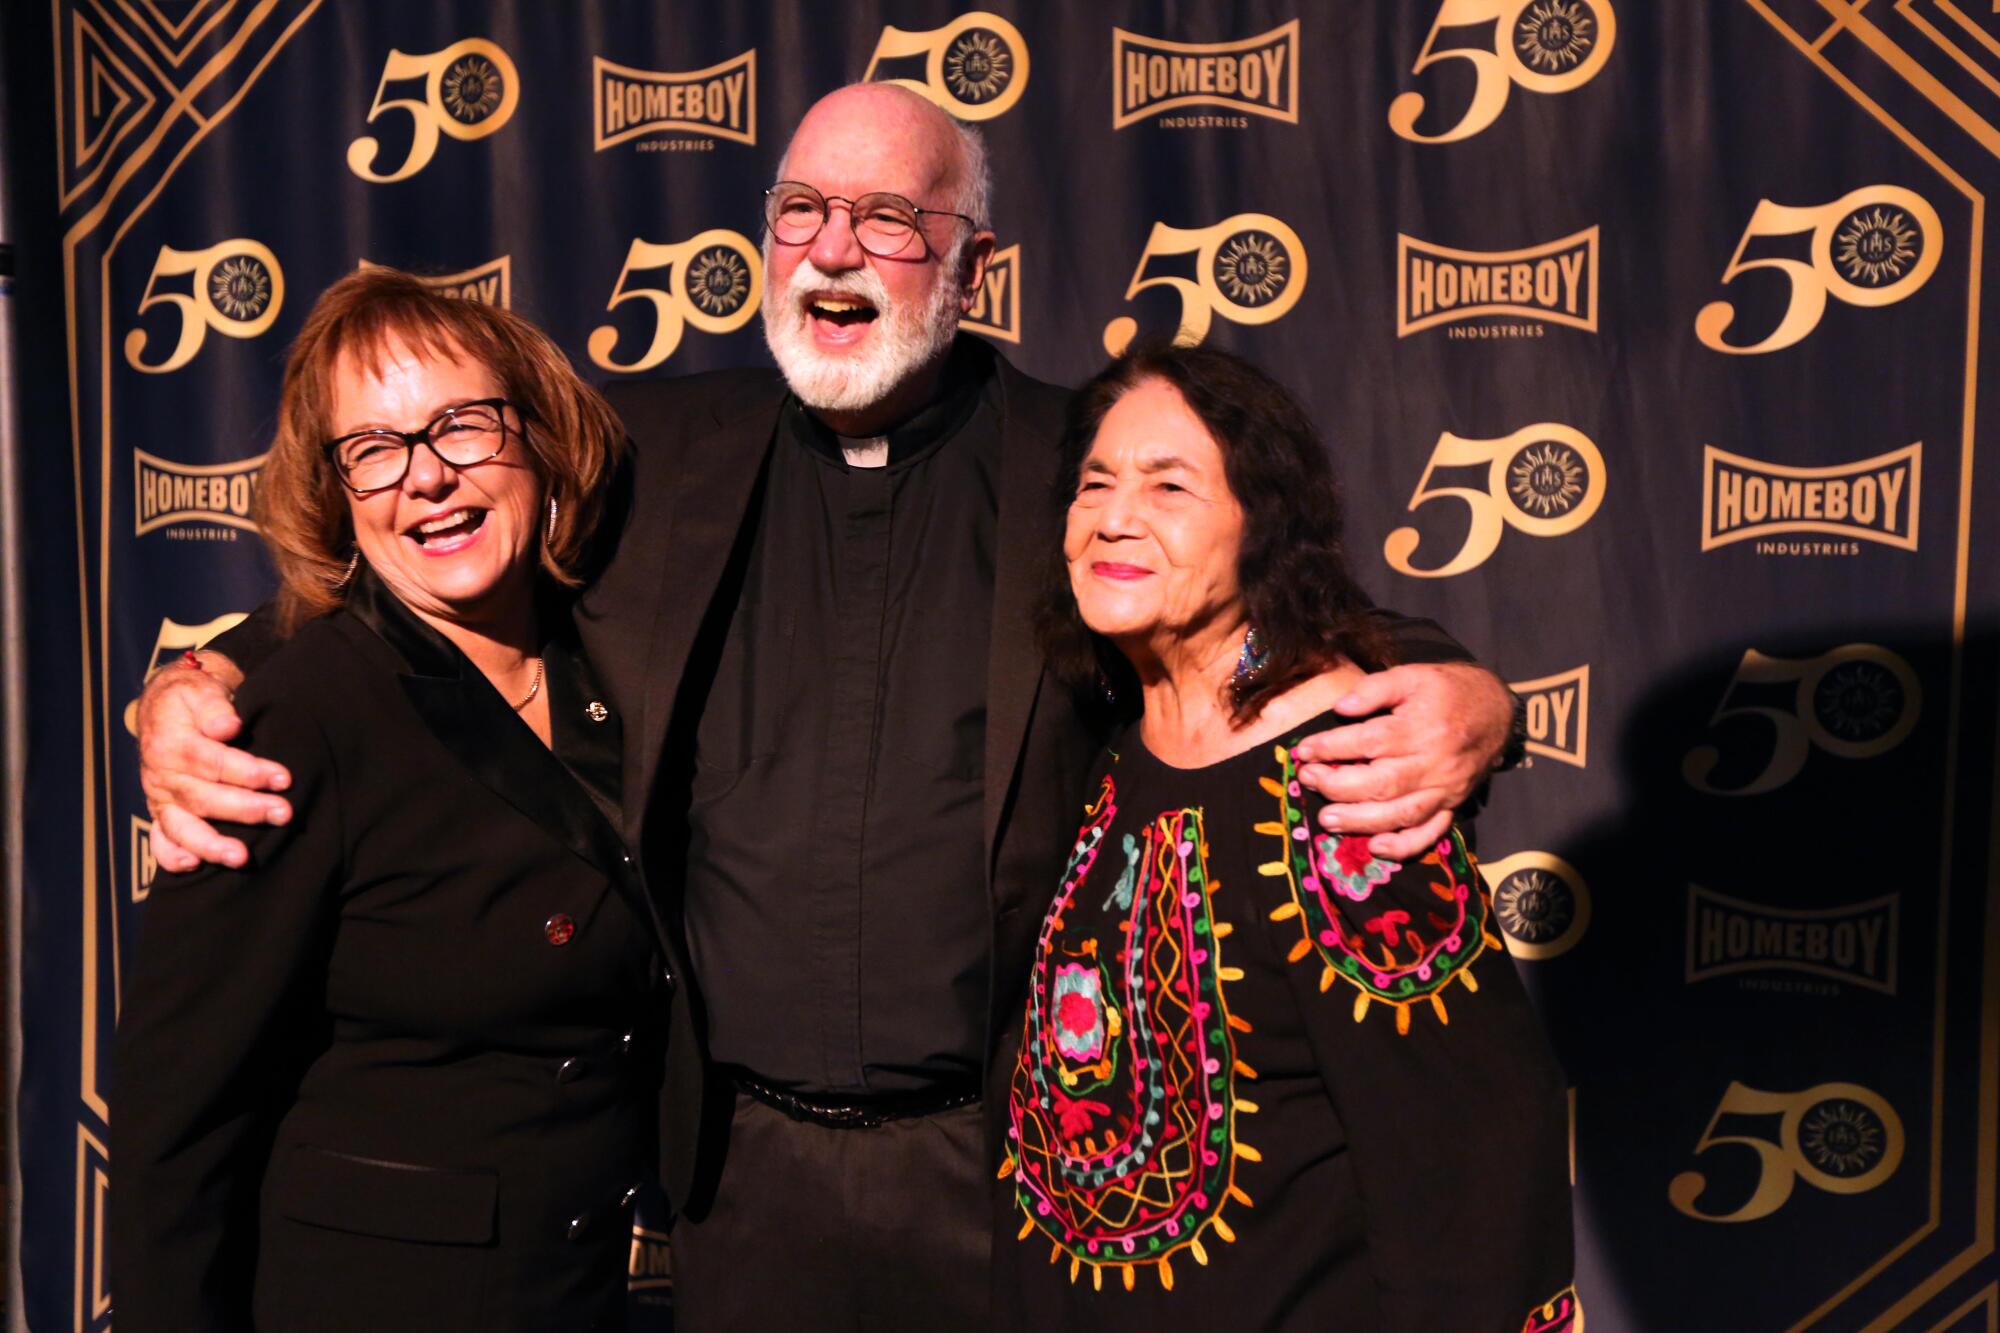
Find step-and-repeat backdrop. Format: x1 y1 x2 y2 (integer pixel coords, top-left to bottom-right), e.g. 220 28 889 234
11 1 2000 1328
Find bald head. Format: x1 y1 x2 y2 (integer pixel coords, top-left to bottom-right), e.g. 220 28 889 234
761 82 999 436
778 83 990 227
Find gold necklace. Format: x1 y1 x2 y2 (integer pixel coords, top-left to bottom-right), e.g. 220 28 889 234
511 657 545 712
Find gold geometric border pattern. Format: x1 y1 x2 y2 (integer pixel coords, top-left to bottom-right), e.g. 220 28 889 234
54 6 326 1330
1924 1282 1998 1333
57 3 168 208
1744 7 1996 1330
116 0 241 68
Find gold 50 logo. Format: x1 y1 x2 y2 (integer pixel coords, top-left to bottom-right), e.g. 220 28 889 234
1398 228 1598 336
359 256 512 307
124 239 282 374
1102 214 1307 354
348 38 519 183
864 13 1029 121
594 50 756 149
1696 185 1941 354
1671 1081 1904 1223
1683 644 1920 796
1111 20 1299 129
961 243 1020 343
1703 442 1919 552
587 232 762 373
1384 423 1605 577
1481 850 1590 960
1390 0 1616 144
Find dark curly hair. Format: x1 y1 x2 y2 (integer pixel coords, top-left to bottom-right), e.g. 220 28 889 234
1035 342 1393 724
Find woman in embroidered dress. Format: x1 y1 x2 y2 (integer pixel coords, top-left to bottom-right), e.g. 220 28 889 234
997 344 1576 1331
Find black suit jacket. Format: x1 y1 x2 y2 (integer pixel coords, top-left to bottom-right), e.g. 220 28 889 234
585 342 1475 1218
110 575 665 1333
585 347 1093 1214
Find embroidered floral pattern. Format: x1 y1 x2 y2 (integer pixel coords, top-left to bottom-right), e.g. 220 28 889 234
1521 1284 1582 1331
1258 744 1497 1034
1004 776 1258 1293
1006 738 1515 1298
1052 963 1109 1062
1322 832 1396 898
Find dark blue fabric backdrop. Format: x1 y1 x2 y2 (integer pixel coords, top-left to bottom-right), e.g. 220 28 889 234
9 2 2000 1328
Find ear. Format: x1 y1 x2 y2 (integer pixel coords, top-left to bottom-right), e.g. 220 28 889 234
957 229 999 312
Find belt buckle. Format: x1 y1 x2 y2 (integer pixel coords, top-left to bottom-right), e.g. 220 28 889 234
819 1102 886 1130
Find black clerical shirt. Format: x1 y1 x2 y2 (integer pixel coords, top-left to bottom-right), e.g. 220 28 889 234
683 346 1002 1096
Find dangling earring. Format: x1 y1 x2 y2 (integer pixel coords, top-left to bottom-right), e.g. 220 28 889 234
546 494 558 546
1230 625 1268 703
332 547 359 591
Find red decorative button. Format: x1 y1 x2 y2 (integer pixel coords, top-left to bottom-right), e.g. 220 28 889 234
544 913 576 946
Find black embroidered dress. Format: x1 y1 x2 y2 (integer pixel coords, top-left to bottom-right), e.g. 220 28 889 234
999 711 1578 1332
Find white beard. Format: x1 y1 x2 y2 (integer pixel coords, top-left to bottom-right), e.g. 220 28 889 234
761 250 964 416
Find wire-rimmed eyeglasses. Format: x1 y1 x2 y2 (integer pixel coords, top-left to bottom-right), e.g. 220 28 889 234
762 181 976 259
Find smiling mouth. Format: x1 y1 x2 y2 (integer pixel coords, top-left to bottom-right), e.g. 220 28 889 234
1092 562 1152 580
407 508 487 546
806 295 879 329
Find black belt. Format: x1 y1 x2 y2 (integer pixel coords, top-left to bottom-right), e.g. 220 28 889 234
728 1069 980 1130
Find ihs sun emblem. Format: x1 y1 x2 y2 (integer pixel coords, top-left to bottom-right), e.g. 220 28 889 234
442 55 504 123
1813 661 1905 743
1835 208 1920 286
687 248 751 316
1215 232 1289 306
1495 870 1572 945
208 256 271 321
1509 443 1586 517
946 30 1012 103
1517 0 1597 72
1799 1100 1884 1177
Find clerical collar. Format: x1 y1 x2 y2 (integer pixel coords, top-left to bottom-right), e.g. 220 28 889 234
782 336 995 469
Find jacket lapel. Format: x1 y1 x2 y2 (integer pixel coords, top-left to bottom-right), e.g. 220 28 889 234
632 394 784 837
344 573 634 888
982 357 1069 872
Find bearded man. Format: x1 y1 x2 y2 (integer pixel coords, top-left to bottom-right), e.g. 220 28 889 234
137 84 1521 1329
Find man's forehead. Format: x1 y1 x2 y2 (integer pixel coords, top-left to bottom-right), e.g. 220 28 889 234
782 89 957 196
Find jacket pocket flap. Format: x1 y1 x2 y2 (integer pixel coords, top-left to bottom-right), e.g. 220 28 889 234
278 1145 497 1244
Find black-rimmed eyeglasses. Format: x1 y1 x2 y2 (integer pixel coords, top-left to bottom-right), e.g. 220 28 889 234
763 181 976 259
322 397 517 496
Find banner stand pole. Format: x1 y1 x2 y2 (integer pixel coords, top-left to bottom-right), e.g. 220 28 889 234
0 58 29 1333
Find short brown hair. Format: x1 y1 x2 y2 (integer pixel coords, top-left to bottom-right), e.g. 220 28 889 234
256 266 625 629
1036 342 1393 724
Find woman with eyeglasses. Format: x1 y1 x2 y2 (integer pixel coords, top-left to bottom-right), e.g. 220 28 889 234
110 267 663 1332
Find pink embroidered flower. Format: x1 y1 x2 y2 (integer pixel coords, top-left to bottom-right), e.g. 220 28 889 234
1333 835 1377 878
1314 834 1399 901
1364 909 1411 948
1049 1086 1109 1139
1051 962 1106 1061
1057 991 1097 1038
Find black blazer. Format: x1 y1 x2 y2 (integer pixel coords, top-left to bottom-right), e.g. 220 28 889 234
110 574 667 1333
586 344 1094 1215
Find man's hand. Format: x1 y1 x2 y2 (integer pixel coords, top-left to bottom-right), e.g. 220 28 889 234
137 652 291 872
1291 662 1514 861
